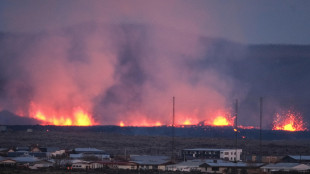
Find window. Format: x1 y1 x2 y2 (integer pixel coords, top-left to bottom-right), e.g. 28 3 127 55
212 167 219 171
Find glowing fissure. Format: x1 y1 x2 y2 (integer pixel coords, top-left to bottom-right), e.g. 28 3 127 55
30 103 95 126
213 116 229 126
272 110 307 131
119 120 162 127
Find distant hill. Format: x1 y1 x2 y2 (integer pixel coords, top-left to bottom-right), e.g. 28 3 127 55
0 110 41 125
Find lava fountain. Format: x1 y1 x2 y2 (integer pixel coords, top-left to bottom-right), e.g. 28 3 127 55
29 103 95 126
272 110 307 131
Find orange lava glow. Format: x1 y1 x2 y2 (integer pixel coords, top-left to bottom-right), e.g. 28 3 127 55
204 112 234 127
273 110 307 131
29 103 95 126
237 125 256 129
122 120 162 127
183 119 192 125
213 116 229 126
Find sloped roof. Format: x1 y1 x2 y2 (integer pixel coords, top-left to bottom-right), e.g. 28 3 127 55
202 161 263 168
13 156 39 163
288 155 310 161
130 155 170 165
75 148 104 152
262 163 310 171
183 148 242 151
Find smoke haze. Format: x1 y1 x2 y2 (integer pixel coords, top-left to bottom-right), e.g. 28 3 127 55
0 0 310 129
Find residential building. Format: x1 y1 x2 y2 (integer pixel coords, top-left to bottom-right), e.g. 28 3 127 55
261 163 310 173
200 160 263 174
281 155 310 163
130 155 171 170
182 148 242 161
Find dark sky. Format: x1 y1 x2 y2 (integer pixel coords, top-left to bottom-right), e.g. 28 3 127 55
0 0 310 44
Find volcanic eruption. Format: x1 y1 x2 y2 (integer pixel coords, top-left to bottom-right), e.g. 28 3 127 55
273 109 307 131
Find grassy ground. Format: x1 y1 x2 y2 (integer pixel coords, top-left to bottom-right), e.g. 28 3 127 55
0 130 310 157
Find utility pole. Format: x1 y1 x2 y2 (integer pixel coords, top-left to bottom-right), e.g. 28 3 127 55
235 99 238 162
171 96 175 163
259 97 263 162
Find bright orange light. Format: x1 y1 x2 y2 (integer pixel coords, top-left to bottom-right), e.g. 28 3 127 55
273 110 307 131
183 119 192 125
213 116 229 126
120 121 125 127
283 123 295 131
29 102 95 126
74 108 93 126
237 125 256 129
155 122 162 126
234 128 237 132
35 111 46 121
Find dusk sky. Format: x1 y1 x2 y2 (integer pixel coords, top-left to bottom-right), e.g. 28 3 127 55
0 0 310 44
0 0 310 129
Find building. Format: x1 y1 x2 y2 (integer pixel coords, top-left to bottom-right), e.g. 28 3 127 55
74 148 106 154
182 148 242 161
200 160 264 174
93 161 138 170
246 155 282 163
130 155 171 170
261 163 310 173
28 160 54 170
166 159 206 172
281 155 310 163
71 148 110 160
72 161 91 170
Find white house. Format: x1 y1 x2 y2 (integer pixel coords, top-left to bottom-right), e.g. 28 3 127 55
166 159 206 172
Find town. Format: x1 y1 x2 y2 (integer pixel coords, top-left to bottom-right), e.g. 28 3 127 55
1 127 310 174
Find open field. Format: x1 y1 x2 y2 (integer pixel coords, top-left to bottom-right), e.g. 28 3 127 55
1 129 310 157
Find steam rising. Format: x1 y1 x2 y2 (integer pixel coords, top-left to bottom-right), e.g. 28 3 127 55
0 1 309 128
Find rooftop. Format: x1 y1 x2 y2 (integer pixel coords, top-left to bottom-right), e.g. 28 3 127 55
130 155 170 165
183 148 242 151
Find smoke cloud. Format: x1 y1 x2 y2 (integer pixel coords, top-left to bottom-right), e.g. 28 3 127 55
1 0 309 128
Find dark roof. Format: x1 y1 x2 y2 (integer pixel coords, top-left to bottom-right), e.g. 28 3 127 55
288 155 310 161
201 161 264 168
12 156 39 163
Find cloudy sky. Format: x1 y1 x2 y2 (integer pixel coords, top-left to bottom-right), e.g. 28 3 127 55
0 0 310 44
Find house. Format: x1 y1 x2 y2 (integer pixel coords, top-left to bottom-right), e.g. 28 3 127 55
246 155 282 163
29 160 54 169
71 148 110 160
130 155 171 170
91 161 138 170
74 148 106 154
166 159 207 172
71 161 91 170
182 148 242 161
0 159 16 166
13 156 40 164
261 163 310 173
200 160 264 174
281 155 310 163
49 149 66 158
0 157 16 167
